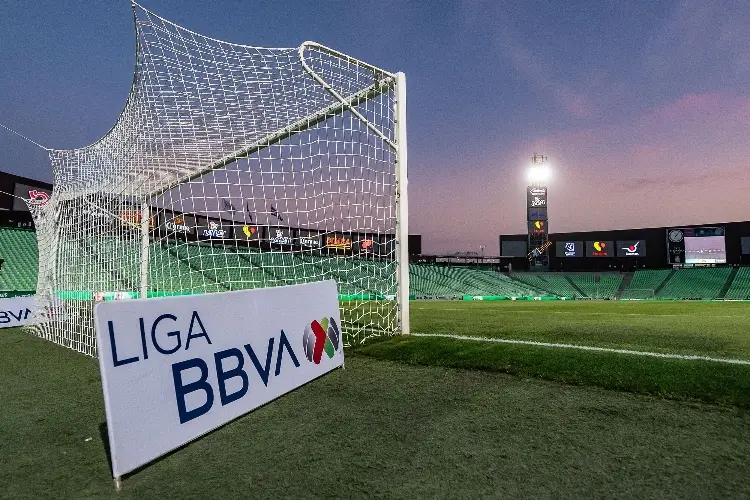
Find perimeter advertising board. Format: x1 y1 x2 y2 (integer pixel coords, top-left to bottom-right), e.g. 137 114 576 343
95 281 344 478
0 295 34 328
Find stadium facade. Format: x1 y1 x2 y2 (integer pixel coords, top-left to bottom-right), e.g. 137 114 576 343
500 220 750 271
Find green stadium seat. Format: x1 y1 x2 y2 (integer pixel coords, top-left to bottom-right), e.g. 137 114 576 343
655 267 732 300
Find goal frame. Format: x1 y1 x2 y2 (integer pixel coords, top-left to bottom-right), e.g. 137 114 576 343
30 4 411 356
132 42 410 336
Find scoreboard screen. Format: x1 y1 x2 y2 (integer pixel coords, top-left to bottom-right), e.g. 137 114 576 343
685 235 726 264
667 227 726 264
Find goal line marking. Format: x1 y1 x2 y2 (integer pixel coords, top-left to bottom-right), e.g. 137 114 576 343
411 333 750 366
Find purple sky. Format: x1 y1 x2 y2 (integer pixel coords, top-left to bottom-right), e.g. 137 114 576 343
1 1 748 253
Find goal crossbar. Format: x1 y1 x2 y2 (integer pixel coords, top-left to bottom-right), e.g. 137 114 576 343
151 74 395 197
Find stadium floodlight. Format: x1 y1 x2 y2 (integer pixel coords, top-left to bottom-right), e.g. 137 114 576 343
28 2 409 357
527 164 551 183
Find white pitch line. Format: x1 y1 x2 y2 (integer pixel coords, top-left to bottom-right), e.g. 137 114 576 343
411 333 750 366
485 311 741 318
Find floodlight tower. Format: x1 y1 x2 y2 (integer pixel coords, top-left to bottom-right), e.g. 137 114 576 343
527 153 550 270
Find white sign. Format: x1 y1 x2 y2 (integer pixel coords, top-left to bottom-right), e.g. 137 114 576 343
0 295 34 328
95 280 343 478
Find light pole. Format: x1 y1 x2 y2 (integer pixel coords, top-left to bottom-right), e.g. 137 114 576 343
527 154 550 270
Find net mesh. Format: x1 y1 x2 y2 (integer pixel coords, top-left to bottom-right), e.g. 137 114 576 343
28 2 404 356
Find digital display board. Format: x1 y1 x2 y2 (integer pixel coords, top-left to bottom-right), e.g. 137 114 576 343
12 183 52 211
742 237 750 255
501 240 527 257
119 209 156 232
685 235 726 264
585 240 614 257
526 187 547 208
555 241 583 257
297 229 322 249
325 233 353 251
268 226 293 245
667 227 726 264
527 207 548 221
161 212 198 239
616 240 646 257
353 234 379 255
528 220 547 235
197 218 234 241
236 224 263 242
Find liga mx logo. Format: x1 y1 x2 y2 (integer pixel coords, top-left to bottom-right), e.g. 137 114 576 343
302 317 341 364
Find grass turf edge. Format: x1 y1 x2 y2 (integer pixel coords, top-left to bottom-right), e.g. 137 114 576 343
351 335 750 408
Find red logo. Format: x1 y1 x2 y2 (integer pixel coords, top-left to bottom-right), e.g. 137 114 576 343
28 190 50 204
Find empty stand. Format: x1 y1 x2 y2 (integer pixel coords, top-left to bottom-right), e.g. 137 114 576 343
655 267 732 300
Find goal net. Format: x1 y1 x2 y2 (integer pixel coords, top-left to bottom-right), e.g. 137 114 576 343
28 2 409 357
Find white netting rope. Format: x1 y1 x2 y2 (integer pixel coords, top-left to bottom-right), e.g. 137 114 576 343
29 2 403 356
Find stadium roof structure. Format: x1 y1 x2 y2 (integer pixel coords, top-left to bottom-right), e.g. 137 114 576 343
47 1 397 202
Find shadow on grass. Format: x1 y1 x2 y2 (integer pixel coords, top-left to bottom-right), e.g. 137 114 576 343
353 335 750 408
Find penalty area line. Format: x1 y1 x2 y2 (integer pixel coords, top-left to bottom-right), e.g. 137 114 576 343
411 333 750 366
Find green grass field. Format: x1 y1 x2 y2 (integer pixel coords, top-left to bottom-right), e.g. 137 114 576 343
2 300 750 498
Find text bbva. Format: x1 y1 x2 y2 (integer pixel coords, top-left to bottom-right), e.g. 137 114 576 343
106 311 301 424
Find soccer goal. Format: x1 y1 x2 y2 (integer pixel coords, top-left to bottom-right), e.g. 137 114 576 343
29 2 408 357
620 289 656 300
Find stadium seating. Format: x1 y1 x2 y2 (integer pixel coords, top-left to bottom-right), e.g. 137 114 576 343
655 267 732 300
508 273 583 298
620 269 672 299
0 228 38 291
723 267 750 300
409 264 467 297
566 273 623 299
2 226 748 302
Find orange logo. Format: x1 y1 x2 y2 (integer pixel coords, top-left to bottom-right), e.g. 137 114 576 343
326 236 352 250
594 241 606 252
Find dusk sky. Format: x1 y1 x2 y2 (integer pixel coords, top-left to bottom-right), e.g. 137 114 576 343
1 1 749 253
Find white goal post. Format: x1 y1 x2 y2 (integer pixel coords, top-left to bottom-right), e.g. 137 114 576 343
29 2 409 356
